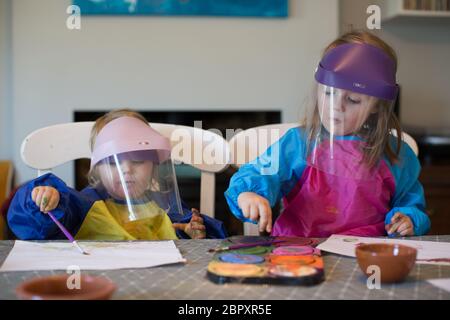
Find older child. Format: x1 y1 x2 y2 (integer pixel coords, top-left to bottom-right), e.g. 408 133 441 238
225 32 430 238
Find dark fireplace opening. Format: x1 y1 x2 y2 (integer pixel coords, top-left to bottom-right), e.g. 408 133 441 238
74 110 282 236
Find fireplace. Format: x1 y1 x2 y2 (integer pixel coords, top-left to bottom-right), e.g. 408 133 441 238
74 110 282 236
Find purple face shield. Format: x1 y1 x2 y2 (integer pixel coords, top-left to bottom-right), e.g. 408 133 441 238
314 43 398 101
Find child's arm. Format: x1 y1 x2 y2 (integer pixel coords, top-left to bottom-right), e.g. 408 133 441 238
7 173 92 240
224 127 307 231
237 192 273 233
385 140 431 236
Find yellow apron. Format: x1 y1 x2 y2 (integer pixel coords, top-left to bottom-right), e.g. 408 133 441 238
75 200 177 240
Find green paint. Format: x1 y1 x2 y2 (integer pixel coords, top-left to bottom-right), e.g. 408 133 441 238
235 246 271 255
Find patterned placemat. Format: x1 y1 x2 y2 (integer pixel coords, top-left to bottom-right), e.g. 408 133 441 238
1 236 450 300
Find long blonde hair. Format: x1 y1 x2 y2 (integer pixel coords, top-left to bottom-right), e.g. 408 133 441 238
306 31 402 168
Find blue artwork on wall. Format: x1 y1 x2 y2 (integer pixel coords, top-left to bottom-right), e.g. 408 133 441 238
73 0 288 18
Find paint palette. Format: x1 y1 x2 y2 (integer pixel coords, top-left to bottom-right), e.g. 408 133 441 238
207 236 325 285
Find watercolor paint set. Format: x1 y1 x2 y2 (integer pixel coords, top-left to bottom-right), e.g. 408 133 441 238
206 236 325 285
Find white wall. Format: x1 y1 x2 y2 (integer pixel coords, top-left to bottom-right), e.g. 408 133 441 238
10 0 339 186
0 0 12 160
340 0 450 129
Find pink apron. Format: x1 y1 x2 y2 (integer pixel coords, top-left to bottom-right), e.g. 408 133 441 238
271 140 396 238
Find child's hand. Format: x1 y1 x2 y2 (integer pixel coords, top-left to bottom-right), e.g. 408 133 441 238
385 212 414 237
186 208 206 239
173 208 206 239
31 186 60 213
237 192 272 233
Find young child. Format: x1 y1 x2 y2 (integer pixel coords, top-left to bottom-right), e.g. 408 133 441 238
225 31 430 238
8 109 227 240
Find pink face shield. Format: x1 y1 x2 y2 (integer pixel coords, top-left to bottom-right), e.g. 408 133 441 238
91 116 171 169
90 117 183 223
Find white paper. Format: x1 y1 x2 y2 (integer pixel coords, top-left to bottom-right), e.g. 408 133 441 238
427 279 450 293
317 234 450 265
0 240 186 271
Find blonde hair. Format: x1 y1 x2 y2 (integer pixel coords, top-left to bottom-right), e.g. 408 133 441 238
306 31 402 168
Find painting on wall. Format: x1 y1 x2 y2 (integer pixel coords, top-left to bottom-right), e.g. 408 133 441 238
73 0 288 18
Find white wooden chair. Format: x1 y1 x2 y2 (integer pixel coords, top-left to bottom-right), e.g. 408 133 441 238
391 129 419 156
230 123 299 168
230 124 419 235
20 122 230 218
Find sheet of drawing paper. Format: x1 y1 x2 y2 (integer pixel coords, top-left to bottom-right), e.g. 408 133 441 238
317 234 450 265
427 279 450 293
0 240 185 271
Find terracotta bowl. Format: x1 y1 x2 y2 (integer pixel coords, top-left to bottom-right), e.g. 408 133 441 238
355 243 417 283
16 274 116 300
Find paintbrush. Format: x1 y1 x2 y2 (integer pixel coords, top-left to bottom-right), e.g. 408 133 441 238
47 211 90 255
208 239 285 253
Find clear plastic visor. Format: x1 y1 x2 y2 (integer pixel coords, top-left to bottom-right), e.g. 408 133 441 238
302 83 395 180
91 150 183 222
